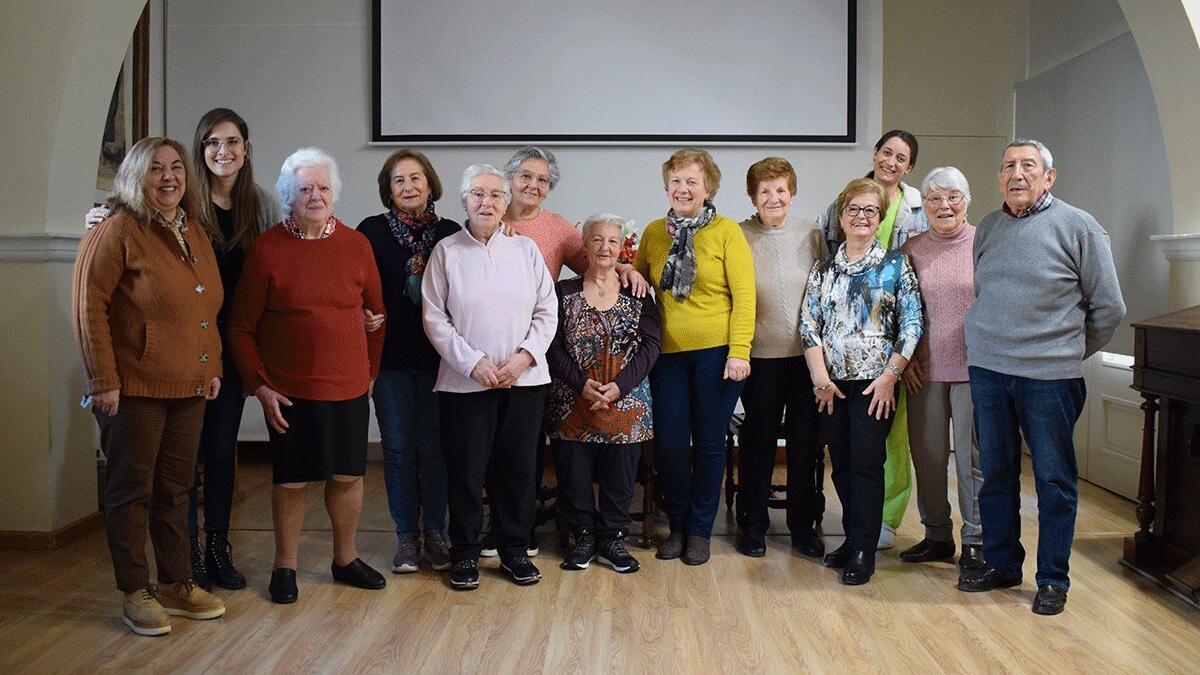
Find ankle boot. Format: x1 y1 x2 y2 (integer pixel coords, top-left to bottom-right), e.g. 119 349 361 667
189 536 212 592
205 532 247 590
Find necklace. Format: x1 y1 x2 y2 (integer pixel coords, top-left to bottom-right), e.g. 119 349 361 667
589 276 616 298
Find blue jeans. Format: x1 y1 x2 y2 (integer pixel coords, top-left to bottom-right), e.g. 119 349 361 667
650 346 745 538
188 358 244 537
372 369 447 536
969 366 1086 590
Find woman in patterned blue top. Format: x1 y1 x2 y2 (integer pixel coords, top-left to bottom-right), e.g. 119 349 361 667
799 178 923 586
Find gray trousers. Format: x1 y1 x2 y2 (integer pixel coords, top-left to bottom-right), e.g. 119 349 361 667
907 381 982 545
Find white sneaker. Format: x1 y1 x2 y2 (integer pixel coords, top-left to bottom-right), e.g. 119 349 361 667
877 523 897 550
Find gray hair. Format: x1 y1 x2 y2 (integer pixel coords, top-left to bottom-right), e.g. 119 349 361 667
459 163 512 207
276 147 342 214
581 212 631 241
919 166 972 204
1005 139 1054 171
503 146 561 190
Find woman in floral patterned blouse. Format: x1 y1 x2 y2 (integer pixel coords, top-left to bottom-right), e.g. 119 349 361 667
547 214 661 574
800 178 923 586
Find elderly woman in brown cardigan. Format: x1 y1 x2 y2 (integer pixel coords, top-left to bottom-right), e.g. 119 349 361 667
73 136 227 636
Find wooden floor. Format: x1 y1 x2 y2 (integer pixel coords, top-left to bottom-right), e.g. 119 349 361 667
1 458 1198 674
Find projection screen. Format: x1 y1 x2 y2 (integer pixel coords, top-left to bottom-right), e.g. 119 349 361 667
372 0 856 144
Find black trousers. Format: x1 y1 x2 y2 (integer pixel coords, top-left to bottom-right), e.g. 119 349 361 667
439 385 546 562
819 379 895 553
555 439 641 538
736 356 821 538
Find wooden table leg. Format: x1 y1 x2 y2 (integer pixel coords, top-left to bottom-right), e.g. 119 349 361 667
1135 393 1160 544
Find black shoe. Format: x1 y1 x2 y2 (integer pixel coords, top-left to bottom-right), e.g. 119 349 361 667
189 536 212 592
791 530 825 559
899 538 957 563
596 535 640 574
450 559 479 590
501 556 542 585
1032 584 1068 615
268 568 298 604
823 542 851 568
527 530 540 557
957 565 1022 593
958 543 986 571
840 550 875 585
560 530 597 571
205 532 247 590
736 530 766 558
331 558 386 590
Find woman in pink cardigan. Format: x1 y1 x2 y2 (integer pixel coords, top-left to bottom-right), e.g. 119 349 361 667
898 166 985 573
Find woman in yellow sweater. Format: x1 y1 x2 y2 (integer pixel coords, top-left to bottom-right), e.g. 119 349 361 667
634 148 755 565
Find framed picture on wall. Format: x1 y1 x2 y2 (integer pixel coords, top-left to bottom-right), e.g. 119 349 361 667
96 4 150 192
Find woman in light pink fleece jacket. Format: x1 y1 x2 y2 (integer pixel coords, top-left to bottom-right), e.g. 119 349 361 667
421 164 557 590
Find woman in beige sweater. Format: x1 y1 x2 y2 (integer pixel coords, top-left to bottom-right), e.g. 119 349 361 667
73 136 226 636
736 157 827 560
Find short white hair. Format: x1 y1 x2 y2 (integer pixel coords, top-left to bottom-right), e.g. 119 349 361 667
581 212 631 241
920 166 972 204
1005 139 1054 171
503 146 561 190
276 147 341 214
459 164 511 208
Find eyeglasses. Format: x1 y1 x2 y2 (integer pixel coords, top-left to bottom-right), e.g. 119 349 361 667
514 170 551 187
201 137 243 151
923 193 964 205
467 189 507 203
842 204 881 219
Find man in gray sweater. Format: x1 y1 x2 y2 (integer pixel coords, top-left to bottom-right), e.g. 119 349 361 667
958 139 1125 616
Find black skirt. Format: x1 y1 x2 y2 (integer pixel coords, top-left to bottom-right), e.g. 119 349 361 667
267 393 369 484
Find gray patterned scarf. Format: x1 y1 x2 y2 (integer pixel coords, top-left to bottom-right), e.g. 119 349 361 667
659 200 716 301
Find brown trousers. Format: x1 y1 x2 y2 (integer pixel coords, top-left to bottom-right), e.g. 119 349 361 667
96 396 205 592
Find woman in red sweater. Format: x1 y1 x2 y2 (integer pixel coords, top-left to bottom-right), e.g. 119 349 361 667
229 147 386 604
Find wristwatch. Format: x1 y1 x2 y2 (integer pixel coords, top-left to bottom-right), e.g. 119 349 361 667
886 363 904 378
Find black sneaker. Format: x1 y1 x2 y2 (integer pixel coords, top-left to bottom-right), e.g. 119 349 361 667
450 559 479 590
500 556 542 585
597 536 640 574
560 530 597 571
189 536 212 592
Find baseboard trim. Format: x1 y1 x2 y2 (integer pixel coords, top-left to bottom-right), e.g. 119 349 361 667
0 510 103 550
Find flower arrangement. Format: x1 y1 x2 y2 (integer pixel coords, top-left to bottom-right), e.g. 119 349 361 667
618 221 640 265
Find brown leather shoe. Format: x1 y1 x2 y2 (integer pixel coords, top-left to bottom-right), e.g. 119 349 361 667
122 587 171 636
156 579 226 620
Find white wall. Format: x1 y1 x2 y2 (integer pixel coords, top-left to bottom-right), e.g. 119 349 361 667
1018 1 1172 355
164 0 881 234
163 0 883 441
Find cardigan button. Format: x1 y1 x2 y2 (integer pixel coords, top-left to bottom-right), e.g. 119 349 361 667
200 353 209 364
194 385 204 395
195 284 205 294
200 320 209 329
191 255 198 264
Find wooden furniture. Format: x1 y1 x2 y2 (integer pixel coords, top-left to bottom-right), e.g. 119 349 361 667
1124 305 1200 609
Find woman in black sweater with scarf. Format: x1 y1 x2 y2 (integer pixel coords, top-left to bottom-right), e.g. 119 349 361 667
357 150 460 574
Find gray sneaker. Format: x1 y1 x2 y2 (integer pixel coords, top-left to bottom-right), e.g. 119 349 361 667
681 536 711 566
656 531 685 560
423 531 452 571
392 533 419 573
